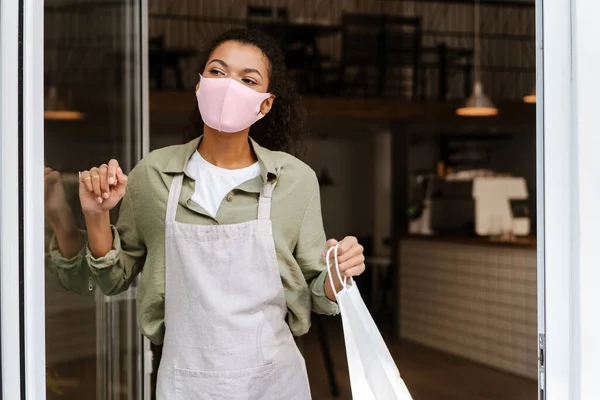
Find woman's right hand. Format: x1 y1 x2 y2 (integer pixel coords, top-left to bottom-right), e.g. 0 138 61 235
79 159 128 216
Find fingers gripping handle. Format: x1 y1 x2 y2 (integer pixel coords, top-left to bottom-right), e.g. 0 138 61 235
326 244 350 298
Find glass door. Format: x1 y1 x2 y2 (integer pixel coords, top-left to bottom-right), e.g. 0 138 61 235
43 0 147 399
534 0 545 398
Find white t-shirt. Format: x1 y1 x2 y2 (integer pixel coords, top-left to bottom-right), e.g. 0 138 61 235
186 151 261 218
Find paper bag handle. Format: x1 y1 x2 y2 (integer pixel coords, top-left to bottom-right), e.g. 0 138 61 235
326 244 350 296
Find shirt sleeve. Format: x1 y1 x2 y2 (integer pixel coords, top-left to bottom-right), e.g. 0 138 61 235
47 172 146 296
47 229 95 296
85 185 147 296
294 178 339 316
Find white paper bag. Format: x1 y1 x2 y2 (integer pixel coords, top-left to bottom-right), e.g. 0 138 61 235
327 245 413 400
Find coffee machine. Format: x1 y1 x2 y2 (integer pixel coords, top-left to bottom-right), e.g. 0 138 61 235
420 175 530 237
472 176 530 236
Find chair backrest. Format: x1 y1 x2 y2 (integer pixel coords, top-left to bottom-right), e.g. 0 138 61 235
341 13 385 67
383 16 422 66
247 5 289 22
149 35 165 51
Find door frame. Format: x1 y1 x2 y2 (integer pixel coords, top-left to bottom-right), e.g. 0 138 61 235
535 0 545 398
139 0 152 399
540 0 575 397
541 0 600 399
0 0 46 398
0 0 25 397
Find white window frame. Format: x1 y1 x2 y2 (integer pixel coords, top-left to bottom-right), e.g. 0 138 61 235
23 0 47 398
570 1 600 396
0 0 46 398
140 0 152 399
0 0 24 397
542 0 600 399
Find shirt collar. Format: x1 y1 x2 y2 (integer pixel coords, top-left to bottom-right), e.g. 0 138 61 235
162 135 279 182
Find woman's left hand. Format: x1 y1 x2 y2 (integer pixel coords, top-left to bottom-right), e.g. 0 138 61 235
324 236 366 278
323 237 366 301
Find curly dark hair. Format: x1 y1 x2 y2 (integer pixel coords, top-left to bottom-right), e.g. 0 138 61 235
184 28 307 157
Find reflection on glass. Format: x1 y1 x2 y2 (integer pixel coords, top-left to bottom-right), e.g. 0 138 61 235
44 0 143 399
44 85 86 121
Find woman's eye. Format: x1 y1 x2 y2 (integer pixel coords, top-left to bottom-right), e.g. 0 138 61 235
242 78 257 85
210 69 224 76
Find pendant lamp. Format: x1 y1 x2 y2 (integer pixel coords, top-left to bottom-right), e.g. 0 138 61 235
456 0 498 117
523 86 536 103
44 85 85 121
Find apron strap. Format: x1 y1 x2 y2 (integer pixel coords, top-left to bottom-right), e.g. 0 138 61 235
257 168 280 220
166 174 184 223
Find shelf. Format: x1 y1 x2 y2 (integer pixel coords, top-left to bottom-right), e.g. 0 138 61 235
150 91 535 128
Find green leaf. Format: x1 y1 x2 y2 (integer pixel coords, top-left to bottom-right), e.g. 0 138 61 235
46 371 64 395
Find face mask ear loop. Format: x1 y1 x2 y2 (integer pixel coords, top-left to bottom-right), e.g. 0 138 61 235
196 73 202 94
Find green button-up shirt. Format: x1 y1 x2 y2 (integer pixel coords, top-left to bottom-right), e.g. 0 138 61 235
49 137 339 345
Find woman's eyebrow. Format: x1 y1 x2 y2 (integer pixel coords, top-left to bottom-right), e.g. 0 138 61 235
243 68 263 79
208 59 263 79
208 59 227 68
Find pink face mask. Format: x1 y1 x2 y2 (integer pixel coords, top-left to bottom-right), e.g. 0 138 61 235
196 76 272 133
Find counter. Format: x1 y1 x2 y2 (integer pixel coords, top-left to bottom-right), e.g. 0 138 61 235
404 234 536 248
398 236 537 380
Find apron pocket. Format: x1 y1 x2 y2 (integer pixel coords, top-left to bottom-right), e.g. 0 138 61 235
174 363 280 400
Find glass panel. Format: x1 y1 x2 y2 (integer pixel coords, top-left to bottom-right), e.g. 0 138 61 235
44 1 143 399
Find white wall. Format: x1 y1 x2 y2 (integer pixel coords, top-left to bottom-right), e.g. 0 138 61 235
373 131 392 256
303 132 375 241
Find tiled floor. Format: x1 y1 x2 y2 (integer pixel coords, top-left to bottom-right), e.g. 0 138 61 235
48 316 536 399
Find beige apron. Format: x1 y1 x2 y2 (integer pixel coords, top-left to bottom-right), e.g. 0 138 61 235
156 174 311 400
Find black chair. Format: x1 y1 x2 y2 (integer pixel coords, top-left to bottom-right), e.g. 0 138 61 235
149 35 196 91
337 13 385 97
419 44 474 100
381 16 422 99
149 36 168 90
247 5 320 94
247 5 289 25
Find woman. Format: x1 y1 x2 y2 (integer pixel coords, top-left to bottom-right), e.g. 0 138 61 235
51 28 366 399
